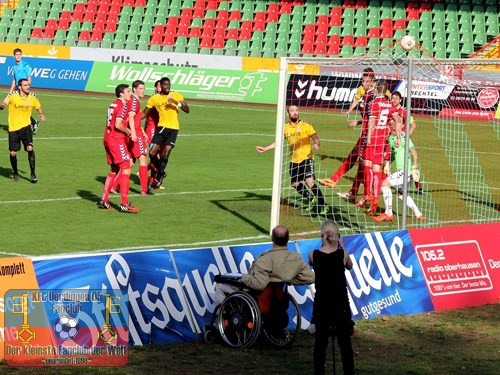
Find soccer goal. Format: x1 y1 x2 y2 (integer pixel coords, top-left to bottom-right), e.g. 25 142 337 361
271 40 500 238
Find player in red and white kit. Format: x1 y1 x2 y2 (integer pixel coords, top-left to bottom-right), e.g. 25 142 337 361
98 84 139 213
319 70 376 202
363 81 402 215
127 80 151 195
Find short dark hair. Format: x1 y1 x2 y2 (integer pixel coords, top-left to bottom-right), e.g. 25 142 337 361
13 48 22 55
132 80 144 89
160 77 170 84
115 83 129 98
392 91 402 99
363 67 375 79
154 80 161 87
271 225 289 246
17 78 28 86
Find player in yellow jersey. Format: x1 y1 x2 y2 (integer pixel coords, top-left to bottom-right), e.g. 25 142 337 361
143 76 189 190
256 105 329 215
0 79 46 182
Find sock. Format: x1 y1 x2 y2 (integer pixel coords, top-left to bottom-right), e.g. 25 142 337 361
102 172 116 202
111 170 121 191
415 181 423 190
10 155 18 175
294 183 312 200
139 165 148 192
399 195 423 218
148 161 157 179
27 150 35 174
120 172 131 206
372 171 383 201
332 148 358 181
362 165 372 197
157 158 169 183
310 184 325 206
351 163 364 196
382 186 393 216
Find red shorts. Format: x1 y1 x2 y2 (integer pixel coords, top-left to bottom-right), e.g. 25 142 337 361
128 134 148 159
364 135 386 165
104 137 131 166
144 124 156 144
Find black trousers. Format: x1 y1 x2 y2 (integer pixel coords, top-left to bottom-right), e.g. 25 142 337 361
314 325 354 375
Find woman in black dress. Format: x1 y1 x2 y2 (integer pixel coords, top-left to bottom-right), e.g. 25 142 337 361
308 220 354 375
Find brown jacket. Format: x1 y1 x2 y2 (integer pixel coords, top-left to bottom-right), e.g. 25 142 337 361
240 246 314 291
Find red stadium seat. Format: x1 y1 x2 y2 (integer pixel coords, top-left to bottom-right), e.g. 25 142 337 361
72 10 84 22
58 19 70 30
43 28 55 38
380 27 393 39
253 20 265 31
229 11 241 21
314 42 327 55
164 33 176 46
189 27 201 37
83 11 96 23
206 1 218 10
213 37 225 48
192 8 205 18
301 41 314 54
91 31 103 41
105 22 117 32
150 34 163 45
216 19 227 30
367 28 380 38
330 7 342 26
218 10 229 21
343 0 355 9
167 17 179 27
200 36 212 47
226 28 239 40
86 3 98 13
279 3 292 14
31 28 43 38
135 0 147 6
406 10 420 21
79 31 92 41
354 36 367 46
193 0 204 10
327 43 340 55
152 25 164 35
342 35 355 46
393 19 406 29
177 24 189 36
123 0 134 6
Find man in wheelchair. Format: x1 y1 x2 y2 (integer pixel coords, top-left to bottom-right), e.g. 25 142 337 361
209 225 314 348
214 224 314 304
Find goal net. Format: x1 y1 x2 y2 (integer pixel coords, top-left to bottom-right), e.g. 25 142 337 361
271 40 500 238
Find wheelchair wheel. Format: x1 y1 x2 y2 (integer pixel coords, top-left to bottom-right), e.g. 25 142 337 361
216 291 261 349
262 293 301 348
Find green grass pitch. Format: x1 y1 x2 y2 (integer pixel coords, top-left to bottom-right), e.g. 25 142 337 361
0 90 498 257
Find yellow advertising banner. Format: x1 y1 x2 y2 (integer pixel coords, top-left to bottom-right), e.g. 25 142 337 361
0 257 40 360
241 56 320 75
0 43 70 59
496 103 500 119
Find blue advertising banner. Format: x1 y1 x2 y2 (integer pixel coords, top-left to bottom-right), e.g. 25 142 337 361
0 56 92 91
170 242 315 333
33 250 196 346
296 230 435 321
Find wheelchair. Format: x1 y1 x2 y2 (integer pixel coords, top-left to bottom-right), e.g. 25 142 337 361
204 278 302 349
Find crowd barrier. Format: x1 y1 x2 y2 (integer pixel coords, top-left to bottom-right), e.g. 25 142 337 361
1 222 498 362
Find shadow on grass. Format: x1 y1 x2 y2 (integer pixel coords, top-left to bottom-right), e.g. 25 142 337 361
210 192 271 235
77 189 100 203
461 191 499 212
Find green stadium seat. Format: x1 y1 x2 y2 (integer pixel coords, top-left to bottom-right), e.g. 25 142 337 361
339 45 353 57
150 45 161 52
275 41 288 57
288 41 301 56
367 37 380 49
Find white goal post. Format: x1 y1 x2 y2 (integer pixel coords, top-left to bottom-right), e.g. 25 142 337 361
271 45 500 238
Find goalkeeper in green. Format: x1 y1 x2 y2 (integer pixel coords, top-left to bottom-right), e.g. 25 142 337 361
373 130 425 222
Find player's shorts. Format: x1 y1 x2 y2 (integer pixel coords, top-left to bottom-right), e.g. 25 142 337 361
290 159 315 183
364 135 386 165
104 137 131 166
144 123 156 144
352 134 367 161
128 134 148 159
386 170 411 194
9 125 33 152
151 127 178 148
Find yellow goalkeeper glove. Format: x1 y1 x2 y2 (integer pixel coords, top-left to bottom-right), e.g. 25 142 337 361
411 165 420 182
383 161 391 176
